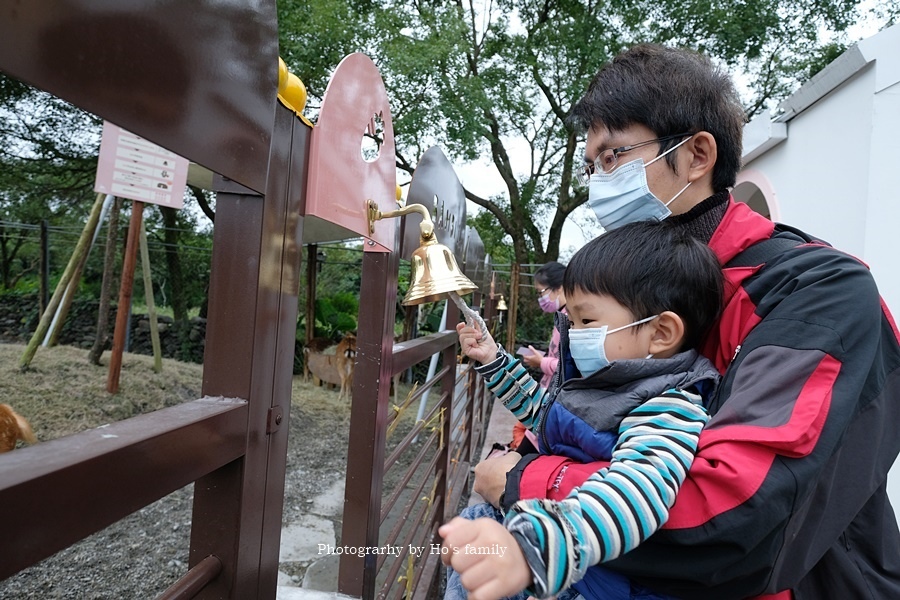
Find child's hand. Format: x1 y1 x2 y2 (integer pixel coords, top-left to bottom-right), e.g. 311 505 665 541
439 517 532 600
457 322 498 364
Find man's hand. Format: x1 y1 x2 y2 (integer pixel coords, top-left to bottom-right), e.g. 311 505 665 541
474 451 521 507
458 322 499 364
439 517 532 600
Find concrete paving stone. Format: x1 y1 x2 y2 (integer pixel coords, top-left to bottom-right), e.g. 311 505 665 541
280 515 336 563
302 553 340 592
310 478 345 517
276 586 356 600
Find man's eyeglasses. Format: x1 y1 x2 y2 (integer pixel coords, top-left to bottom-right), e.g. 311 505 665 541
536 287 551 297
576 133 692 185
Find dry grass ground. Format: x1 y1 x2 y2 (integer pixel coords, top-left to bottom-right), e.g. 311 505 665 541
0 341 442 598
1 343 205 444
0 342 358 597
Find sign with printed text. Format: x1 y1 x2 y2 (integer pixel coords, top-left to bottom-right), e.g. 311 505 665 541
94 121 188 208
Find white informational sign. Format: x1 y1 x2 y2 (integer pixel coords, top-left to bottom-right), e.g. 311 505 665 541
94 121 188 208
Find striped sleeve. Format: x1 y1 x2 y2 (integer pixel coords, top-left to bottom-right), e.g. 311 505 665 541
504 390 709 597
474 347 547 429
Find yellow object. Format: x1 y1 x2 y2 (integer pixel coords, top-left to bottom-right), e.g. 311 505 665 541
277 57 313 126
277 57 289 96
282 72 307 112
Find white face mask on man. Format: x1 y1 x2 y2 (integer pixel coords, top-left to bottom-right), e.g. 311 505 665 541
587 137 692 231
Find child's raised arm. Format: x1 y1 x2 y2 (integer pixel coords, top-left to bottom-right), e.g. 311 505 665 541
457 321 498 364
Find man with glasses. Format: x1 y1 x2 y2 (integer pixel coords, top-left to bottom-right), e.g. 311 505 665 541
465 43 900 599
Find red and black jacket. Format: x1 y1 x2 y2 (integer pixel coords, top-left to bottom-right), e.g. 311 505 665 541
504 199 900 599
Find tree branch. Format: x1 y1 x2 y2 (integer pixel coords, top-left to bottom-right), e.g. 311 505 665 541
189 185 215 223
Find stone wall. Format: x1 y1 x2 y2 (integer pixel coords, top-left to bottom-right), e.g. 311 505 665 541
0 293 206 364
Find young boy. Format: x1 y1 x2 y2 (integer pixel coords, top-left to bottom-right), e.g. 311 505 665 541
442 220 724 600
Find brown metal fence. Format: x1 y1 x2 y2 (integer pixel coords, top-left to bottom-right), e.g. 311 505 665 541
338 282 496 599
0 104 310 598
0 2 498 598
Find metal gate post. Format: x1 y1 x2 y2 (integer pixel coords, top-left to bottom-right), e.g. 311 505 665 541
189 104 309 599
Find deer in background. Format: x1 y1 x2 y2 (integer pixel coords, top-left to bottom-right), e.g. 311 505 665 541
302 336 335 382
335 332 357 401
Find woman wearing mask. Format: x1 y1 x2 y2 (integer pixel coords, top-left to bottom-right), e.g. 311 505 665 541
522 261 567 388
509 262 567 454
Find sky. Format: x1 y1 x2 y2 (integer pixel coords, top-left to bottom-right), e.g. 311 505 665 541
452 4 889 263
455 141 599 263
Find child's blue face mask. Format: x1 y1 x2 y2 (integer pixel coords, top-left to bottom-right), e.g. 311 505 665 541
568 315 657 377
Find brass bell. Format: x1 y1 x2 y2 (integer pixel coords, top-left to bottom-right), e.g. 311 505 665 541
404 237 477 306
367 200 478 306
496 295 508 312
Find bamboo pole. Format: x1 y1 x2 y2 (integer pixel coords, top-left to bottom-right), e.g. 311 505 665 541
89 198 122 365
139 220 163 373
46 194 113 347
19 192 106 370
39 220 49 315
107 201 144 393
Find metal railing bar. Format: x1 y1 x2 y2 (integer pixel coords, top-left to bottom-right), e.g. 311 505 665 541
411 522 443 600
377 452 441 562
455 363 474 386
0 397 248 579
377 488 430 597
394 506 440 600
386 383 431 431
383 390 447 475
401 495 444 600
391 331 457 375
450 424 473 474
384 367 447 431
377 468 444 599
447 456 473 516
380 428 440 525
157 554 223 600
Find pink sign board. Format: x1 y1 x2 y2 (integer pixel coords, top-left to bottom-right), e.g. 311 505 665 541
95 121 188 208
305 53 397 252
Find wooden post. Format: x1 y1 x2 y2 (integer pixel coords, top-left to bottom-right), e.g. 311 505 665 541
139 220 162 373
305 243 317 344
39 219 49 315
89 198 121 365
19 192 105 370
107 201 144 393
47 195 112 347
506 262 520 350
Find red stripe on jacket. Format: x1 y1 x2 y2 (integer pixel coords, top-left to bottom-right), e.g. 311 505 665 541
664 353 839 529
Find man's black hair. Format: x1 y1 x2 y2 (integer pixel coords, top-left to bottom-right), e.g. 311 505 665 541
564 220 723 350
569 43 745 191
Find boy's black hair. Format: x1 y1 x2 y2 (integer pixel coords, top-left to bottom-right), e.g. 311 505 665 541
534 261 566 290
564 221 723 350
569 43 745 192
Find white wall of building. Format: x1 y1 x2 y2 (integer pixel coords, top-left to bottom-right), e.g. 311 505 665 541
743 66 875 259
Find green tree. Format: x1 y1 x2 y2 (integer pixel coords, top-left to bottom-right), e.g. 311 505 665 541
0 80 100 291
279 0 889 265
0 74 214 316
